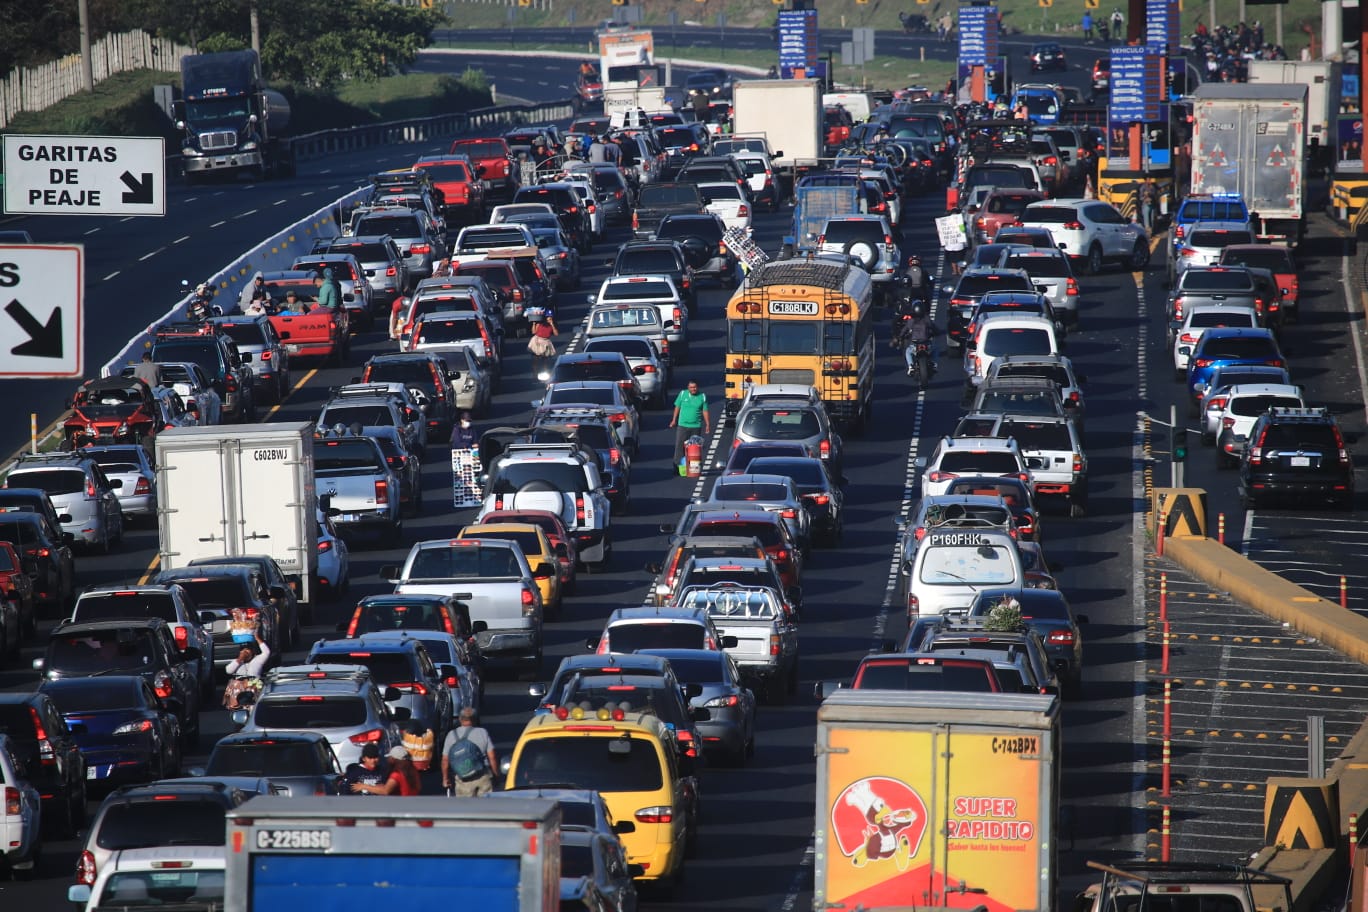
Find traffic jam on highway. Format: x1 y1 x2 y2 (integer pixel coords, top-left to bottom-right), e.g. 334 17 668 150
0 32 1359 912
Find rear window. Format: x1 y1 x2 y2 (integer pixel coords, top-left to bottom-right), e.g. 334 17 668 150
460 228 527 250
207 740 329 776
99 871 224 906
356 601 449 633
43 679 142 712
1198 336 1279 360
1261 422 1340 450
617 249 681 273
48 630 157 674
956 274 1034 297
416 162 472 182
251 698 368 730
1004 254 1070 278
1189 311 1257 329
552 361 629 383
999 421 1072 450
740 409 821 439
309 652 414 684
939 451 1020 474
165 578 249 609
1181 271 1255 292
296 261 358 281
367 359 436 384
408 544 523 579
656 128 698 146
318 404 396 429
854 660 996 692
651 652 724 683
1179 201 1248 222
515 188 575 210
547 386 617 406
657 217 723 242
1222 249 1292 271
1022 207 1077 224
455 263 514 288
452 141 506 159
978 390 1059 414
95 800 227 850
607 622 705 651
820 221 883 245
703 183 743 201
356 215 422 239
461 529 541 558
513 737 663 792
333 243 391 264
712 482 789 502
0 519 40 547
1189 230 1254 248
987 196 1037 216
9 469 84 496
982 327 1054 357
584 338 651 359
919 543 1018 585
214 323 267 347
1231 395 1302 417
315 440 383 471
75 592 178 624
415 318 483 344
692 520 781 547
592 303 663 324
994 363 1070 385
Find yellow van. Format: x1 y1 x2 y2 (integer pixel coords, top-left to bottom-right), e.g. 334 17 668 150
458 522 562 615
505 706 697 891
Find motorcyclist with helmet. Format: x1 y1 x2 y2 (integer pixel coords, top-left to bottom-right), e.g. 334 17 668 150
897 300 939 377
902 254 932 302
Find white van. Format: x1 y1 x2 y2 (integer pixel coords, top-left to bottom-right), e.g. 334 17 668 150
903 528 1024 620
965 313 1062 389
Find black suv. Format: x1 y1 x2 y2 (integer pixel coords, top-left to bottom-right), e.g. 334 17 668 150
655 213 737 286
37 618 204 746
612 240 696 314
512 183 592 253
150 326 256 422
0 509 75 612
154 564 283 672
1238 407 1356 509
0 692 87 835
360 352 461 441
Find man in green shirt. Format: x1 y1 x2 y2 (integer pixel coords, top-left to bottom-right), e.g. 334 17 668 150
669 380 710 467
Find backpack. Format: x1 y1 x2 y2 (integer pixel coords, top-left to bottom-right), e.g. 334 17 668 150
447 727 488 781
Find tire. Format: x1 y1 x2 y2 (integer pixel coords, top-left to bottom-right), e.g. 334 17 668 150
845 241 878 271
1069 498 1087 518
915 355 930 389
1085 243 1103 276
1130 239 1149 270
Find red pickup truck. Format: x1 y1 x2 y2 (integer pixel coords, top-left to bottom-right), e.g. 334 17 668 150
449 138 517 203
260 271 350 364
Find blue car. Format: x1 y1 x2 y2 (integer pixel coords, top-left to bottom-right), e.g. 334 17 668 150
39 676 180 790
1185 327 1285 399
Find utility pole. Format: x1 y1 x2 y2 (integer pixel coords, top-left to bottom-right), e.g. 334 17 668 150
250 0 262 57
77 0 94 93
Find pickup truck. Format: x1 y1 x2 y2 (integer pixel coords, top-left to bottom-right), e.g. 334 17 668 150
632 182 705 239
258 271 351 364
314 433 402 541
1167 266 1261 335
449 224 536 268
674 584 799 703
381 537 546 672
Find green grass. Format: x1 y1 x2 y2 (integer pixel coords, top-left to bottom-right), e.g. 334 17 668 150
2 68 181 139
439 0 1318 57
434 36 956 92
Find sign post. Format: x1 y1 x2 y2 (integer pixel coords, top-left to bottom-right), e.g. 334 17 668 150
0 244 83 378
2 135 164 217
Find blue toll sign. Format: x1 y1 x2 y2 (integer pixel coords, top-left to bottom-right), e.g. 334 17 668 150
778 9 819 71
957 6 998 67
1145 0 1180 52
1109 45 1161 124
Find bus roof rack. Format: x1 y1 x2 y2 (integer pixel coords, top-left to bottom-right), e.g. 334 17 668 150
747 260 849 292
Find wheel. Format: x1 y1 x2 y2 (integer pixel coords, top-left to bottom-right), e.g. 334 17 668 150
1069 499 1087 518
1130 239 1149 270
915 356 930 389
845 241 878 271
1085 243 1103 276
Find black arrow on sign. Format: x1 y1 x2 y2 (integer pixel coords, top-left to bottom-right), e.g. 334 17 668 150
6 300 63 359
120 171 154 205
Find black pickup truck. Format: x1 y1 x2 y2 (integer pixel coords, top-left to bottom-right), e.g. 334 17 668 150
632 182 705 239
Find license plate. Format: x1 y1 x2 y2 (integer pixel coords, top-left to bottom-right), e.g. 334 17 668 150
285 344 301 353
1290 456 1311 467
86 765 96 779
337 513 363 523
254 828 332 851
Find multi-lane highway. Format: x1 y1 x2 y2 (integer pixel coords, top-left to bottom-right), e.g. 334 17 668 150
0 47 1364 907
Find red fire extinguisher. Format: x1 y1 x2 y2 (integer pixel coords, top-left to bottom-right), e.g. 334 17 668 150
685 438 703 478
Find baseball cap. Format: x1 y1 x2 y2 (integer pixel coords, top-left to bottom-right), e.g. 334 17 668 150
387 746 410 761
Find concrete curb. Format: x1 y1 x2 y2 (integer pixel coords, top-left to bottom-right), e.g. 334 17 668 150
1165 535 1368 666
423 46 770 77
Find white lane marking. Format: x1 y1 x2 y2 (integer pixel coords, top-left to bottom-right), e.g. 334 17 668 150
300 191 315 198
326 184 342 191
319 169 332 175
83 227 100 236
233 208 259 220
138 247 165 262
119 216 135 223
778 841 815 912
103 270 120 281
688 419 726 502
274 199 288 206
173 235 190 245
210 220 227 228
184 197 198 203
1129 268 1149 857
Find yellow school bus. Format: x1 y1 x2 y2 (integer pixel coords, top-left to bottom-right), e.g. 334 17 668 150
724 258 876 432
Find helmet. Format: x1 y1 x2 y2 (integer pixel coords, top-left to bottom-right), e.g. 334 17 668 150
195 283 211 296
907 255 920 266
910 303 924 318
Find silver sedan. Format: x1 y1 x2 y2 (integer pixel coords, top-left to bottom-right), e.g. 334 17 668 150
531 227 581 291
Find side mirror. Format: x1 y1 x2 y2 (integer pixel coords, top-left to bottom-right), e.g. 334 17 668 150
383 686 403 702
815 680 843 700
181 646 202 661
237 690 257 707
644 562 662 575
1076 614 1090 625
617 821 638 836
658 523 675 534
684 682 703 698
691 706 712 722
585 637 600 651
393 707 413 722
587 294 597 304
231 709 249 727
533 562 555 578
109 478 124 490
67 723 87 737
380 565 400 581
31 657 44 673
554 543 569 558
187 766 206 778
528 682 548 698
240 352 253 363
335 620 350 633
68 886 93 905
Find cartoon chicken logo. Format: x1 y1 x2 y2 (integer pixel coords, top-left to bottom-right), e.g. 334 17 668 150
831 777 929 871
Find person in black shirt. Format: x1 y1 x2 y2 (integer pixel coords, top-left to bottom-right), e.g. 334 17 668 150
344 743 388 793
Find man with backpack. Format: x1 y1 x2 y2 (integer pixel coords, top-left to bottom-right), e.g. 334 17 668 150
442 707 498 797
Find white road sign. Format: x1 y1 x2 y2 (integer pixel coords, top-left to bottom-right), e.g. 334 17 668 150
2 135 165 217
0 245 83 378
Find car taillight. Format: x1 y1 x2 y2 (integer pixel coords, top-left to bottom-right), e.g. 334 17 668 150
153 670 173 700
1179 247 1195 257
260 350 272 361
30 707 53 766
883 234 894 246
512 288 524 302
927 471 957 483
636 806 674 824
575 494 586 521
3 787 18 815
226 374 238 393
596 632 610 655
318 539 333 553
411 244 431 255
1072 454 1082 474
386 266 397 276
610 447 621 465
1179 333 1198 344
705 694 739 708
673 306 683 325
78 850 97 885
1046 629 1075 645
632 211 639 229
390 682 429 695
1066 278 1079 297
345 610 360 637
1207 396 1228 411
1062 221 1083 230
1192 358 1212 369
738 204 749 217
85 478 97 497
807 493 830 505
521 586 536 612
1174 226 1185 240
976 217 986 228
349 728 384 745
819 439 831 459
375 479 389 505
134 477 151 495
174 625 189 650
906 592 920 614
769 634 781 656
1222 416 1236 428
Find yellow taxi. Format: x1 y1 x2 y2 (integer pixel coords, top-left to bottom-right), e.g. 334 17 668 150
505 705 698 892
458 522 562 615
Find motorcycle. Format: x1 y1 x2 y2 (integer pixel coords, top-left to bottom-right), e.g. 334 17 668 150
182 279 222 324
905 338 934 389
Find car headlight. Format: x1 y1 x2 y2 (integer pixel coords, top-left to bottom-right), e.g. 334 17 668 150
240 141 258 151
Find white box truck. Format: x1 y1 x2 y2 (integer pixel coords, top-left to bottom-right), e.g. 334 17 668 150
155 422 317 606
225 796 561 912
732 79 823 199
1246 59 1340 158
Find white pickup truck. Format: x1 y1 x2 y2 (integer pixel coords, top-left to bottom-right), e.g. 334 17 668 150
381 538 546 674
674 584 799 703
0 733 41 877
449 224 536 269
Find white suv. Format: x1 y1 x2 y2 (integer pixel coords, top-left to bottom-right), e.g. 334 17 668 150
918 436 1031 499
1171 220 1255 282
477 443 613 569
964 313 1062 391
1213 383 1305 468
816 215 900 289
1019 199 1149 275
5 453 124 552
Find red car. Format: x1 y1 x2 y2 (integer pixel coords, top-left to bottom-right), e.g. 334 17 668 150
675 510 801 593
449 137 517 203
413 155 487 226
0 541 35 645
970 189 1047 245
63 376 164 450
1219 244 1299 322
823 106 854 153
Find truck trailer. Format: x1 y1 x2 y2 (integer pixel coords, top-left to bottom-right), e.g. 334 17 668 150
1190 83 1307 246
175 50 294 181
224 796 561 912
814 689 1060 912
154 422 317 607
1245 59 1340 165
732 79 823 201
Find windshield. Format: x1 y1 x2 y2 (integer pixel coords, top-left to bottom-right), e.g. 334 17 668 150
513 737 663 792
48 630 157 674
96 801 227 850
919 544 1017 585
75 593 178 624
207 740 328 776
250 698 368 730
185 97 250 127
